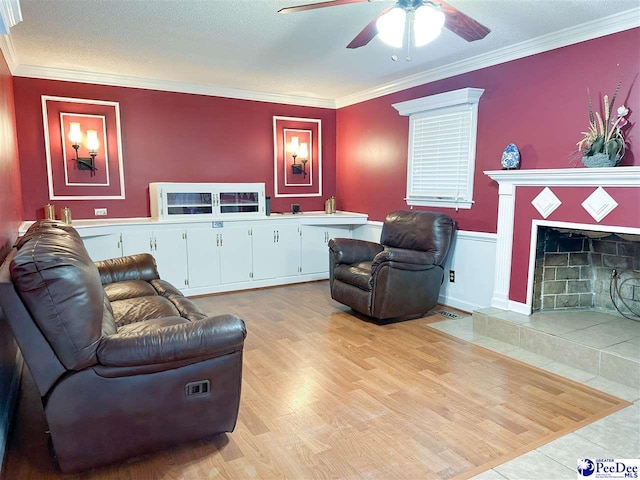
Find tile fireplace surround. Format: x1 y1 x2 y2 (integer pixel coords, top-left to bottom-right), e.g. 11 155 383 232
484 166 640 316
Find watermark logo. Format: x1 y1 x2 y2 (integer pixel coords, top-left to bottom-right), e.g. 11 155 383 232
577 459 639 479
578 459 595 477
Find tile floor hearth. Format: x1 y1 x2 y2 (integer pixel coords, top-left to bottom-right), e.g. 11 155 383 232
428 309 640 480
473 308 639 388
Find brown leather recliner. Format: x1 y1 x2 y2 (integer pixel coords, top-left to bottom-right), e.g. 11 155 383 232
0 220 246 473
329 211 456 320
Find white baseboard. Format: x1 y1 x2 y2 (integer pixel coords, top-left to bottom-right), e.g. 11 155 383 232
438 294 483 313
183 272 329 297
0 350 23 473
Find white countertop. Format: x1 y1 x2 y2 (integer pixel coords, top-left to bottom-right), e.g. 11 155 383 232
19 211 368 235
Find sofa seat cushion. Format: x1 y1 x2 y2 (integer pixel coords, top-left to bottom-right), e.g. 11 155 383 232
97 314 246 367
111 296 182 327
104 280 158 302
334 261 373 291
117 316 191 334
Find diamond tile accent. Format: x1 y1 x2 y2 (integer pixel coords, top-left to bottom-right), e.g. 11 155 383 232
532 187 561 218
582 187 618 222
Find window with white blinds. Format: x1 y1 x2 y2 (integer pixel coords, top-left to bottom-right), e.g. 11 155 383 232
393 88 484 210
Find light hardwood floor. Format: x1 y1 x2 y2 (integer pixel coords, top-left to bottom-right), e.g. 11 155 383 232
3 281 629 480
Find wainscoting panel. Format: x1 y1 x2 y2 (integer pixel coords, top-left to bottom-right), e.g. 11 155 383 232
352 222 497 312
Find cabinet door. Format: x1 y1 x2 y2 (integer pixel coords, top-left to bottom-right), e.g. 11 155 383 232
300 226 329 275
121 230 154 256
252 224 300 280
186 228 221 288
251 225 278 280
220 225 252 284
152 229 189 289
277 224 302 277
301 226 352 274
82 234 123 262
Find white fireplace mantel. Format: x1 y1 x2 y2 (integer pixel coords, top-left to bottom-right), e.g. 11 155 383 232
484 166 640 313
485 166 640 189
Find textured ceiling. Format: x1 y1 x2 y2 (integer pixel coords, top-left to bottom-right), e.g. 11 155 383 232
9 0 640 101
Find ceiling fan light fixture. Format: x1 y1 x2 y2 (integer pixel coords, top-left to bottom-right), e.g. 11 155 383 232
414 5 445 47
376 7 406 48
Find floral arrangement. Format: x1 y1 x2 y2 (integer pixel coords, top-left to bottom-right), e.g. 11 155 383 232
577 78 630 166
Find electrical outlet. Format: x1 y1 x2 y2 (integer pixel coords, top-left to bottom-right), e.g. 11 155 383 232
94 208 108 216
449 270 455 283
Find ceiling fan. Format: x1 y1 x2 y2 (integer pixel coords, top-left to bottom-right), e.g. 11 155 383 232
278 0 490 50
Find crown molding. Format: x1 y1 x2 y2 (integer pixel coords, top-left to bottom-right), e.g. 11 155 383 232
13 64 337 109
7 7 639 110
0 32 18 72
335 7 640 108
0 0 22 34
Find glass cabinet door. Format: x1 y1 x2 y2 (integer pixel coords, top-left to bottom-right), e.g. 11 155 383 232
166 192 213 216
219 192 260 214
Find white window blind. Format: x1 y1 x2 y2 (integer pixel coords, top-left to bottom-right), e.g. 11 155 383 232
393 88 484 210
409 106 472 202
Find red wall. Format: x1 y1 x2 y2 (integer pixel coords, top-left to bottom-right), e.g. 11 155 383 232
336 28 640 232
0 46 22 460
0 50 22 260
13 79 336 220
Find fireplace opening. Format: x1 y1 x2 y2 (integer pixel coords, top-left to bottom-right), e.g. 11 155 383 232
532 227 640 320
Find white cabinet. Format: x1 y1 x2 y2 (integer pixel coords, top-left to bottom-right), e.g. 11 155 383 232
219 225 253 284
82 233 122 262
150 182 266 221
252 223 301 280
186 228 221 288
301 226 351 274
121 229 189 289
57 211 367 296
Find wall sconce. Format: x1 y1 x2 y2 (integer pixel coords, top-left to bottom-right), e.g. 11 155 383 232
68 122 98 176
289 136 308 178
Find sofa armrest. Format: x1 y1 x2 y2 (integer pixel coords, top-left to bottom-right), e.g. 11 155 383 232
372 248 437 270
97 314 246 367
329 238 384 265
95 253 159 285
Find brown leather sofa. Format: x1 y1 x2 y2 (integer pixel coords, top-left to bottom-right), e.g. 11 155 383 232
329 211 456 320
0 220 246 473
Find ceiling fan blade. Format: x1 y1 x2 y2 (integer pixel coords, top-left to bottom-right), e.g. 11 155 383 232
278 0 370 14
346 6 393 49
436 1 490 42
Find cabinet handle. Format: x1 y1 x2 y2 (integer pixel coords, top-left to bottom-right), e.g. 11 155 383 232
220 235 223 247
154 239 158 250
276 230 279 242
149 238 153 251
273 231 276 243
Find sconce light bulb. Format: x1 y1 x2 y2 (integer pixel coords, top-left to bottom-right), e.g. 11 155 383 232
69 122 82 145
289 136 300 157
299 143 309 160
86 130 99 153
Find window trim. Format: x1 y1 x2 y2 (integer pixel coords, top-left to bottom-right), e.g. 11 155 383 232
393 88 484 210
